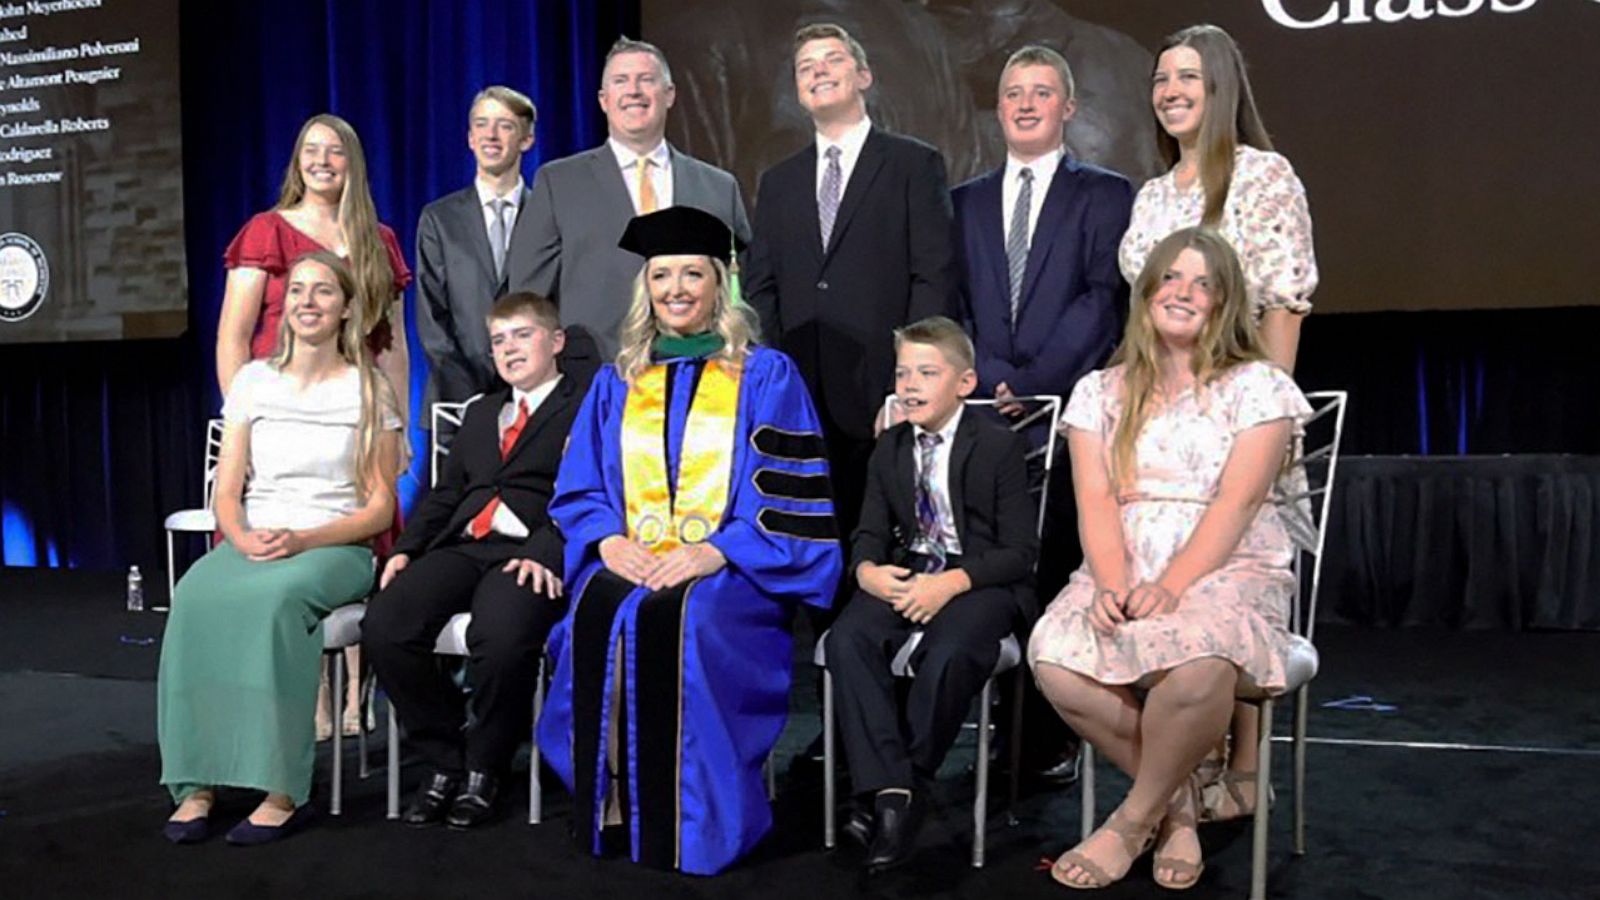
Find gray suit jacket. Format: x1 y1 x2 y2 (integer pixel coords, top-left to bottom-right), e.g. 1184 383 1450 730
415 183 534 407
506 143 751 365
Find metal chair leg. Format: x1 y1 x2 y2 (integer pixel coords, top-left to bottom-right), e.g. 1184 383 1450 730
1250 697 1274 900
1007 667 1024 816
765 755 777 800
530 656 545 825
357 666 370 780
1294 684 1308 855
972 678 993 868
1079 742 1095 840
386 693 400 819
330 652 344 816
823 667 836 849
162 531 176 612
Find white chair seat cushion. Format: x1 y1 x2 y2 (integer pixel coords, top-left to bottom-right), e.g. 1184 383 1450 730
164 509 216 531
814 628 1021 679
1282 635 1319 693
435 612 472 656
323 603 366 648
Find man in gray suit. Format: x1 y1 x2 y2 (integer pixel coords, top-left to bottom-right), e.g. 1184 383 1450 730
507 37 751 373
416 86 540 407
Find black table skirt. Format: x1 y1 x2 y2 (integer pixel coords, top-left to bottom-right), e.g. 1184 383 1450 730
1321 455 1600 630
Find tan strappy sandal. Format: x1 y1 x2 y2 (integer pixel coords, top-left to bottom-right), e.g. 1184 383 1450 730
1200 770 1276 822
1050 808 1158 890
1154 775 1205 890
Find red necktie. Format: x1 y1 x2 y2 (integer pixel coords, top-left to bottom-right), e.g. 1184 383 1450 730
469 398 529 540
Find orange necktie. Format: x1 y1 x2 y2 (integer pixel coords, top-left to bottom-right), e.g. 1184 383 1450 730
468 398 530 540
636 157 657 213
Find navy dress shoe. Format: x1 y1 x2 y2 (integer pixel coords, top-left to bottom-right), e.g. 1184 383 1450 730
402 771 462 827
445 771 500 830
864 791 924 874
841 806 875 848
225 804 316 846
162 816 211 845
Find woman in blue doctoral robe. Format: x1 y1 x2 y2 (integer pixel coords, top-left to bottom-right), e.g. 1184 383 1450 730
538 206 842 875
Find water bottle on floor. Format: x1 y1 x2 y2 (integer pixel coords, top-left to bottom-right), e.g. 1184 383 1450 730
127 565 144 612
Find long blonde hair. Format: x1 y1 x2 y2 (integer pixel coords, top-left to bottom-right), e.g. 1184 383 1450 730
1154 25 1274 226
275 114 396 344
269 250 399 499
1108 227 1265 486
614 256 760 383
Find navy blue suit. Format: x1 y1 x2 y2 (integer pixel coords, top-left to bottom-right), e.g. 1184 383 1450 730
955 155 1132 770
953 155 1133 403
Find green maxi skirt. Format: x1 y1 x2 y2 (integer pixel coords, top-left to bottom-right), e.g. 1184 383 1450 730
157 541 373 806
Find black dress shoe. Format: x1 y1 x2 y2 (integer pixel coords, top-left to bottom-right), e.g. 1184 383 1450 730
841 806 875 848
864 791 923 874
445 771 500 830
162 815 211 845
402 771 461 827
1034 752 1082 786
225 804 316 846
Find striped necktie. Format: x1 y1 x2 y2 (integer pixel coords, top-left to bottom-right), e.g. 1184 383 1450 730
1006 166 1033 329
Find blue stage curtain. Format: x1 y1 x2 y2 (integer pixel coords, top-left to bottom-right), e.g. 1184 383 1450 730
0 0 637 574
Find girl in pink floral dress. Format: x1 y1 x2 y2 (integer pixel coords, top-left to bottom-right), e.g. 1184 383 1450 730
1118 23 1318 831
1030 227 1308 891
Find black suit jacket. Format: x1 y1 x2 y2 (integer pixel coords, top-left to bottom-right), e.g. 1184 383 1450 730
851 410 1039 621
414 183 536 407
953 156 1132 402
392 375 583 571
744 128 958 440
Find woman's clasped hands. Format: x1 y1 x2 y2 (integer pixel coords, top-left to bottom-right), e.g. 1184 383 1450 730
600 535 726 591
1088 582 1179 634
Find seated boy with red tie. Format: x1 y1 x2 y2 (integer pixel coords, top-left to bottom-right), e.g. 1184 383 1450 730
364 292 584 829
828 316 1039 873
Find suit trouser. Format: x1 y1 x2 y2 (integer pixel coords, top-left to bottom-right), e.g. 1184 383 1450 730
364 538 566 776
829 584 1016 795
1018 451 1085 767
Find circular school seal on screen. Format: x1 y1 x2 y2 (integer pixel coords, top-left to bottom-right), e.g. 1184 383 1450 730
0 232 48 323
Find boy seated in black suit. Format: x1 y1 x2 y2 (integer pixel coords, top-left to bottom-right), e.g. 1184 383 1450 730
829 315 1039 872
364 292 584 830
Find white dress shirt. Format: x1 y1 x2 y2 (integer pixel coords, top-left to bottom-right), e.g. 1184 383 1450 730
608 138 673 214
909 403 964 557
475 175 524 250
471 374 563 540
1001 147 1063 248
814 115 873 197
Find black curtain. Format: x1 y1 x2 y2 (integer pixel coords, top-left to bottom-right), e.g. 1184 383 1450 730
1321 456 1600 630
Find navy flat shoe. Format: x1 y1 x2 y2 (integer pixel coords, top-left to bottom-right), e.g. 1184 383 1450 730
225 804 316 846
162 816 211 845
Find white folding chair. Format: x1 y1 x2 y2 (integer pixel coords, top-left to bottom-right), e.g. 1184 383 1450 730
322 602 370 815
818 394 1063 868
160 419 225 611
1077 390 1348 900
381 396 549 825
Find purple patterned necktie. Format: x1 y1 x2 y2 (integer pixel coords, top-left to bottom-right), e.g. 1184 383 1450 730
915 431 947 573
818 145 842 248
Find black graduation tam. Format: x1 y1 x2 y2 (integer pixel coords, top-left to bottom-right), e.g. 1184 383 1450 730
617 206 744 263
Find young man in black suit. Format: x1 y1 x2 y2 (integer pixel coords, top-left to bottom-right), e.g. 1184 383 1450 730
363 292 582 830
744 21 959 590
828 316 1038 873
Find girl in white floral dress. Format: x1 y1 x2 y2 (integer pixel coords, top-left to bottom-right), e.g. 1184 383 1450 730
1031 227 1309 890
